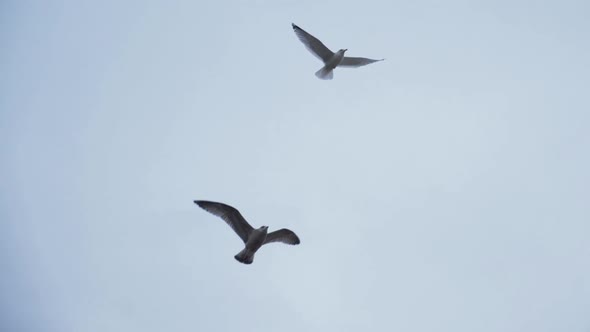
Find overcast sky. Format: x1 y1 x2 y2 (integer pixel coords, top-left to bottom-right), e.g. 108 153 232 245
2 0 589 331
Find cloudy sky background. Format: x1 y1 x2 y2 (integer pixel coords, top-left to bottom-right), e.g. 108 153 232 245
2 0 589 331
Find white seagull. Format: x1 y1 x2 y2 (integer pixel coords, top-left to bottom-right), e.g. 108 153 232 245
292 23 384 80
194 200 300 264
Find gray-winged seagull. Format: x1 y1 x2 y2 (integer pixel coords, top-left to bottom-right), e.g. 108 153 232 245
194 200 300 264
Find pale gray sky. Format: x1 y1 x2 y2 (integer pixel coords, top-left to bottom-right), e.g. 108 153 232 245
2 1 589 331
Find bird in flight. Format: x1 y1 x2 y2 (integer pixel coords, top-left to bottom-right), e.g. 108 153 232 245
292 23 384 80
194 200 300 264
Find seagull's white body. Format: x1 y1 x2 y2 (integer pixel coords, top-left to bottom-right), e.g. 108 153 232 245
292 23 384 80
316 50 347 79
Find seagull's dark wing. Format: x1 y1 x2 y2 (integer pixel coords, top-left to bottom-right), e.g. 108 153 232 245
292 23 334 63
194 200 253 243
264 228 300 245
338 56 384 68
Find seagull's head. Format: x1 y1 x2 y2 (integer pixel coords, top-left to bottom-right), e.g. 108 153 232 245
260 226 269 230
338 48 348 54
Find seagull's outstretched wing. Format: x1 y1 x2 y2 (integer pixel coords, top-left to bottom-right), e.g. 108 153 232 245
264 229 300 245
194 200 253 243
338 56 384 68
292 23 334 63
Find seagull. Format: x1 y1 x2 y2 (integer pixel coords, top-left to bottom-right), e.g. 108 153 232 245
194 200 300 264
292 23 384 80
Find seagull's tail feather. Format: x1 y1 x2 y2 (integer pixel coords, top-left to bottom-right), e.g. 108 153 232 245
315 66 334 80
234 248 255 264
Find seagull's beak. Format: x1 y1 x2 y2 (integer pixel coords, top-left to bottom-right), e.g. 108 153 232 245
344 49 348 52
